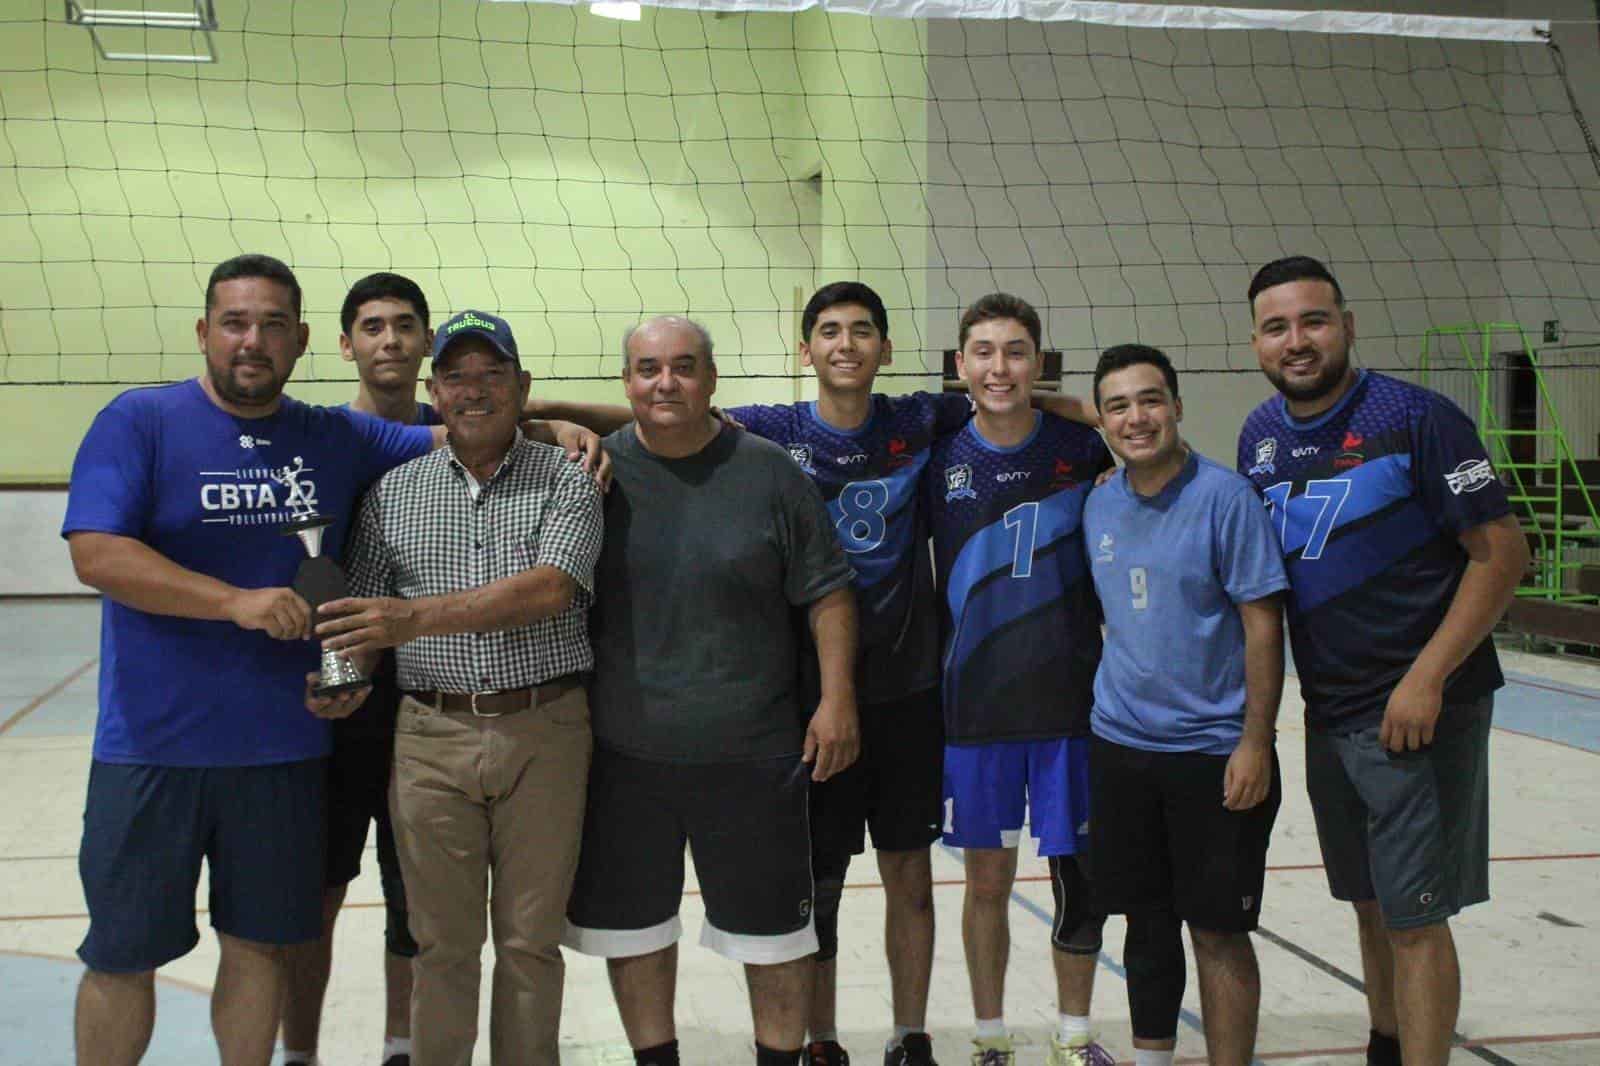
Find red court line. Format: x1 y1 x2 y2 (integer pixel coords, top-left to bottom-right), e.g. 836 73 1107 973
0 657 96 737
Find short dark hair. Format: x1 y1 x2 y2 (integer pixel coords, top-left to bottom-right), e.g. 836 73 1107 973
340 272 430 336
1247 255 1344 309
205 254 301 318
958 292 1041 351
1093 343 1180 409
801 281 889 342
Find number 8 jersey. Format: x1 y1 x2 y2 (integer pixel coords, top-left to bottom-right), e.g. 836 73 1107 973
925 411 1113 744
1236 370 1512 732
731 392 974 705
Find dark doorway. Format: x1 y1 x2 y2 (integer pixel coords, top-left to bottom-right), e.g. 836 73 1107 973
1506 351 1538 469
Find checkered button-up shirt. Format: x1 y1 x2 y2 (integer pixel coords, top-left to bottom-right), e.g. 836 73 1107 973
343 432 604 692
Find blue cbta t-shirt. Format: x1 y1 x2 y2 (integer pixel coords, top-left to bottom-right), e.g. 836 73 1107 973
1084 452 1289 755
62 379 434 767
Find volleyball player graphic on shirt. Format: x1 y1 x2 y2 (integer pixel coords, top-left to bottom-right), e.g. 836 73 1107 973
923 293 1116 1066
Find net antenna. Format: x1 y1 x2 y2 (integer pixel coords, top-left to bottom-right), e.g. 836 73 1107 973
63 0 217 63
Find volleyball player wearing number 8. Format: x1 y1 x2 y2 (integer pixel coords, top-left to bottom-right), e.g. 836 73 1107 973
922 294 1115 1066
729 283 1097 1066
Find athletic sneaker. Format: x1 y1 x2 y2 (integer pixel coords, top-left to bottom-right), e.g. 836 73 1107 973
1045 1036 1114 1066
809 1040 851 1066
884 1032 938 1066
381 1056 410 1066
968 1036 1013 1066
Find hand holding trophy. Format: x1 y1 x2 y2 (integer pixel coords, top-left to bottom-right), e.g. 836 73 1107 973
275 457 369 695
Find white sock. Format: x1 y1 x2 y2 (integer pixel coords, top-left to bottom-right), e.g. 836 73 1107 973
282 1053 319 1066
810 1029 839 1044
1056 1013 1092 1044
382 1036 413 1061
975 1017 1007 1040
1133 1049 1175 1066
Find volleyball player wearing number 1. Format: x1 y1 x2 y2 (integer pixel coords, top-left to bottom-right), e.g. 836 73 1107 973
924 294 1114 1066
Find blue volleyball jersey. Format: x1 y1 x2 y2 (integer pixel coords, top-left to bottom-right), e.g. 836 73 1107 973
731 391 972 704
1236 371 1511 731
925 412 1113 744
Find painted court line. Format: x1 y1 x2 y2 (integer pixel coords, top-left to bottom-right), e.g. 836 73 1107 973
0 658 95 737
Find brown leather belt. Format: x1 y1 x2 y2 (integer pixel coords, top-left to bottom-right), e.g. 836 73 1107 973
405 674 583 718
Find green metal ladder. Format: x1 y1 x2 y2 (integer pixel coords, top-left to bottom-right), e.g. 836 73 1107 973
1419 323 1600 604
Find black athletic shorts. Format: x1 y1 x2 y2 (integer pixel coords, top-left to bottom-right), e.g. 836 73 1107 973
79 759 325 972
811 685 943 866
565 747 817 965
326 721 416 958
1089 734 1281 933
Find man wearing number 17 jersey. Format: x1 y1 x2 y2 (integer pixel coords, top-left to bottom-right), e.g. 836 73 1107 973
731 282 1097 1066
1238 257 1527 1066
924 294 1115 1066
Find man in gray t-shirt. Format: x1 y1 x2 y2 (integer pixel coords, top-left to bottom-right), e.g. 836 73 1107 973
564 316 858 1066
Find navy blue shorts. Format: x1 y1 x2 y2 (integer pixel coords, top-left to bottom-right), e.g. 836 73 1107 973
941 737 1091 856
78 759 326 973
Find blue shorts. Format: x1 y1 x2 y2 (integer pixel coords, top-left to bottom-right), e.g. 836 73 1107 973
941 737 1091 856
78 759 326 973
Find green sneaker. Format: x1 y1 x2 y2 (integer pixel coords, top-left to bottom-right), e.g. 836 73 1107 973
1046 1035 1115 1066
969 1035 1013 1066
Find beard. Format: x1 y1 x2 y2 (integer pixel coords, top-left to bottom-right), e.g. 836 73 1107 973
207 356 287 407
1265 348 1351 405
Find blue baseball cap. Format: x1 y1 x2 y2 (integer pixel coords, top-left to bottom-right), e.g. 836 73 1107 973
431 309 520 367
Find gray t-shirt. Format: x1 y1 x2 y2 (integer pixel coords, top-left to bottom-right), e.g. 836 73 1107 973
590 423 855 763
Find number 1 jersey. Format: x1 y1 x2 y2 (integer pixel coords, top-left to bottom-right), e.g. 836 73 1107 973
925 412 1113 744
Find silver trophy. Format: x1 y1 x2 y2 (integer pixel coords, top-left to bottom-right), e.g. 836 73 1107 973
275 457 368 695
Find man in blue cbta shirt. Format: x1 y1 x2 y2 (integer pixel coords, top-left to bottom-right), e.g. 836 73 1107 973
1237 256 1527 1066
61 254 600 1066
1083 344 1287 1066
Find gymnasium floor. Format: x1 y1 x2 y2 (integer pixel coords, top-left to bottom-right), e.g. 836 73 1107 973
1 599 1595 1065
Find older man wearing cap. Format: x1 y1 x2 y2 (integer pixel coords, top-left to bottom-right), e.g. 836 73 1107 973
313 309 605 1066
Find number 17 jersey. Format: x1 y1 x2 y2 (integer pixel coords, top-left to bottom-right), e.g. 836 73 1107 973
925 412 1113 745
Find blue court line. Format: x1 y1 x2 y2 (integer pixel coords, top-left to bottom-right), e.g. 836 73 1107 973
1503 668 1600 701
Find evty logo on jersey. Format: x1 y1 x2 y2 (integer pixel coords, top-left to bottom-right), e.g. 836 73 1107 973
945 463 977 501
238 433 271 450
787 443 817 475
1096 533 1114 563
1445 459 1495 495
1248 437 1277 477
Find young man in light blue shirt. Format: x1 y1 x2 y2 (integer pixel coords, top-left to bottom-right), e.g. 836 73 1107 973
1081 344 1288 1066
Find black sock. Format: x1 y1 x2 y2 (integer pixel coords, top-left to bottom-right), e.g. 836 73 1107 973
1367 1028 1402 1066
755 1042 802 1066
634 1040 680 1066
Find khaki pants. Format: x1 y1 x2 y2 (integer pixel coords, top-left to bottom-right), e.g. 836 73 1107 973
390 688 592 1066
